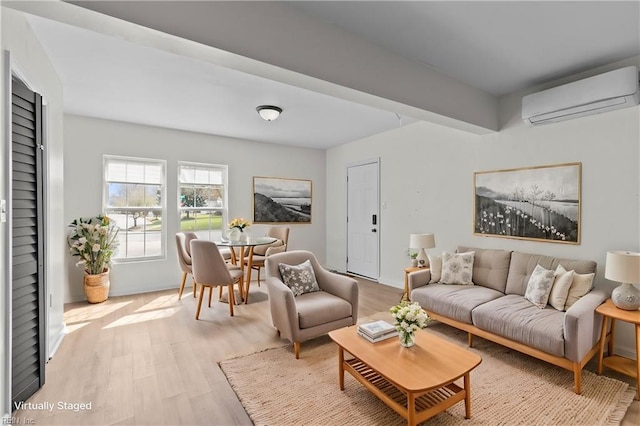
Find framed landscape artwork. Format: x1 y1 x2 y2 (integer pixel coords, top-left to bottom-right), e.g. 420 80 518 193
253 177 312 224
474 162 581 244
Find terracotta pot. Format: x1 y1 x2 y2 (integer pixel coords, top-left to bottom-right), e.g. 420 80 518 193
84 268 110 304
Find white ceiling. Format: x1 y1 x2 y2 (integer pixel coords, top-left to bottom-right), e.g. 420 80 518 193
291 1 640 97
18 1 640 149
26 14 417 149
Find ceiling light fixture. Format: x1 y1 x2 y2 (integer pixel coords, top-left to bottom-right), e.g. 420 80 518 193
256 105 282 121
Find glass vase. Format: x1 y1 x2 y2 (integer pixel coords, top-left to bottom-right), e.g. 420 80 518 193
399 330 415 348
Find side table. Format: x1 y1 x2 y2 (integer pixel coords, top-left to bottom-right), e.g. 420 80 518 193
402 267 427 302
596 299 640 400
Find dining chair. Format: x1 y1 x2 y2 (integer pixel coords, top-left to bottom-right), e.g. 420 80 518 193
176 232 200 299
244 226 290 285
190 240 244 319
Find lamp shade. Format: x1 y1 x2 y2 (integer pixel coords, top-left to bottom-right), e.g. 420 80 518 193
605 251 640 284
256 105 282 121
409 234 435 249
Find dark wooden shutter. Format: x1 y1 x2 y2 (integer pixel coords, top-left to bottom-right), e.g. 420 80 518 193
11 77 46 407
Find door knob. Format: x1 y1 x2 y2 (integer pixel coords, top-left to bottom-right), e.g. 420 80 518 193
371 228 377 232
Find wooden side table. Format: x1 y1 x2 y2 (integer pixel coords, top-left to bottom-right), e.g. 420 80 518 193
402 267 427 302
596 299 640 400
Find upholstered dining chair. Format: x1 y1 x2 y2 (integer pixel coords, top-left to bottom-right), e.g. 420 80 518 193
190 240 244 319
244 226 290 285
265 250 359 359
176 232 200 299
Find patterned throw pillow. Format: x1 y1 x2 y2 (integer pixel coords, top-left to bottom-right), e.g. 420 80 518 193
440 251 475 285
524 265 555 309
278 259 320 297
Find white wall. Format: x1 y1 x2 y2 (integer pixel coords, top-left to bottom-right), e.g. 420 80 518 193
63 114 326 302
1 7 66 415
326 60 640 357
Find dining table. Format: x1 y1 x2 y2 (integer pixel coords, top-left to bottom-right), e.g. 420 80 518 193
217 236 277 303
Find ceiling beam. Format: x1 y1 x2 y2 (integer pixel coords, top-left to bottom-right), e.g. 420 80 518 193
8 0 499 134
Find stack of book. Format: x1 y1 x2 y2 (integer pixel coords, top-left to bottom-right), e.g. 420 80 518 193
357 320 398 343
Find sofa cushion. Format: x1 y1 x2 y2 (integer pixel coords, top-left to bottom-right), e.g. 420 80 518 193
548 265 575 311
295 291 352 329
441 251 475 285
472 294 565 356
410 283 504 324
524 265 555 308
505 252 597 296
428 254 442 283
457 246 512 292
565 270 595 310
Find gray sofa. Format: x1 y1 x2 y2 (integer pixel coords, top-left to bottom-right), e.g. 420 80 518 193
409 246 607 395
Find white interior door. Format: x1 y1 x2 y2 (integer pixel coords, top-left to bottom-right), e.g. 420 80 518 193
347 160 379 280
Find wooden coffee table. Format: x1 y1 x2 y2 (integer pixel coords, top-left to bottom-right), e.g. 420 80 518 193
329 325 482 425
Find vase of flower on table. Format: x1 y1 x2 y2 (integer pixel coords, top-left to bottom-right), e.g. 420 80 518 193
390 301 431 347
228 217 251 242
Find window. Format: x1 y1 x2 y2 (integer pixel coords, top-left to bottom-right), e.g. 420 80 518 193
104 156 166 260
178 162 228 240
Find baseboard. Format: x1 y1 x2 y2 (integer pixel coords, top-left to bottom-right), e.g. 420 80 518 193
614 343 637 360
108 283 178 298
378 275 402 289
48 322 66 359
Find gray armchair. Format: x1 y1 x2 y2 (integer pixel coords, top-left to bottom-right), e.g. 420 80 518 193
265 250 359 359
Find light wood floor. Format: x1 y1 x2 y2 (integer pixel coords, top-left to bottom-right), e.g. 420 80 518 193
13 277 639 425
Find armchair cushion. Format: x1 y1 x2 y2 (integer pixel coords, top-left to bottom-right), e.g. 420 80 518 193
295 291 353 329
278 259 320 296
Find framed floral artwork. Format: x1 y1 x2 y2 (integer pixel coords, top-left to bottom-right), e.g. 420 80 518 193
474 162 581 244
253 177 312 223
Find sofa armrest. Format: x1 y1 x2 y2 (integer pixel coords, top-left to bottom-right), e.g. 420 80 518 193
265 277 300 342
315 269 359 323
408 269 431 293
563 289 607 362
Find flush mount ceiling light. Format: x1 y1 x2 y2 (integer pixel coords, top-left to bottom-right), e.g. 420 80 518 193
256 105 282 121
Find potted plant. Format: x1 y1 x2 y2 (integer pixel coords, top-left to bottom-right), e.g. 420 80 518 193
68 215 119 303
408 250 418 267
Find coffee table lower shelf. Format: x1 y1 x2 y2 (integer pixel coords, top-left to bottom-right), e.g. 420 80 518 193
344 358 467 425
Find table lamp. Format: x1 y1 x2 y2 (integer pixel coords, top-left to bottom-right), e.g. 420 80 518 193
605 251 640 310
409 234 435 268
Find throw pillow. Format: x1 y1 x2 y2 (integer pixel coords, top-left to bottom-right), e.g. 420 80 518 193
428 254 442 283
548 264 575 311
440 251 475 285
524 264 555 309
278 259 320 297
564 271 595 310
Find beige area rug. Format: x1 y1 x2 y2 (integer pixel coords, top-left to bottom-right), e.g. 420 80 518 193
219 322 635 425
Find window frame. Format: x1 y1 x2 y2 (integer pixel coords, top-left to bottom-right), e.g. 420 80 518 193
103 155 167 263
177 161 229 240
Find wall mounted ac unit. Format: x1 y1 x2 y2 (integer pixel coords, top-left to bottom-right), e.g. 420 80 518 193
522 66 639 126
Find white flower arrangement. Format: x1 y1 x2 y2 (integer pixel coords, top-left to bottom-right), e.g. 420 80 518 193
390 301 431 335
68 215 119 275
